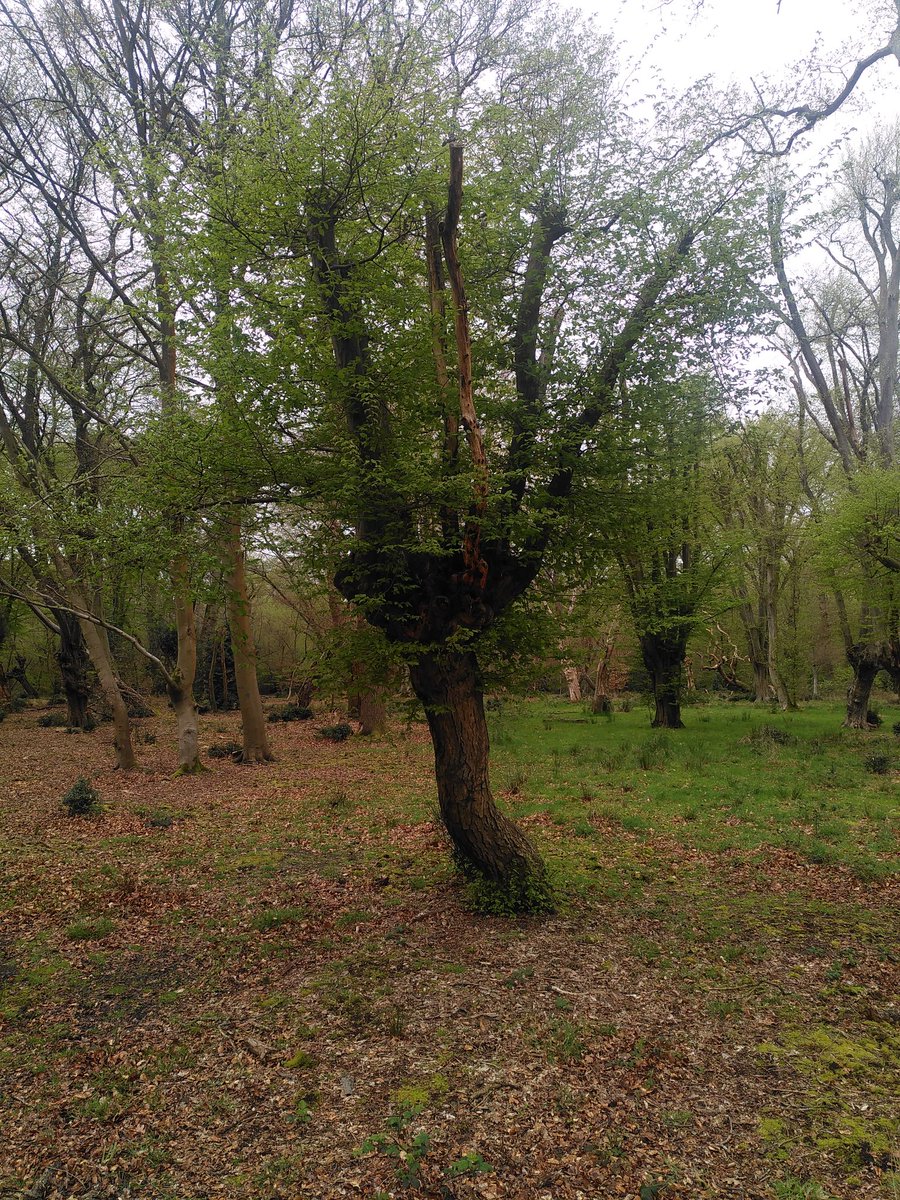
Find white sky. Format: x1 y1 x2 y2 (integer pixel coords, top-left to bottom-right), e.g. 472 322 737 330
579 0 899 133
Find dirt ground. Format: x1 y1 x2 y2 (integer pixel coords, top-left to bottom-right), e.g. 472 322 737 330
0 706 897 1199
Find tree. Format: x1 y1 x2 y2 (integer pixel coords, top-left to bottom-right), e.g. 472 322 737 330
605 379 728 728
221 0 766 901
715 414 815 709
769 126 900 725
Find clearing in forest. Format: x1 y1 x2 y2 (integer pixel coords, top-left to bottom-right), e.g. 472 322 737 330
0 698 897 1199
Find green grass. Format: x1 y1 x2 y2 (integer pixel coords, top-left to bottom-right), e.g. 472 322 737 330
486 698 899 880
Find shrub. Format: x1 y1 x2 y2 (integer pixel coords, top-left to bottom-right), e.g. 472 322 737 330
744 724 796 747
62 777 100 817
866 708 882 727
38 711 69 728
318 722 353 742
207 741 242 759
267 703 313 723
864 752 891 775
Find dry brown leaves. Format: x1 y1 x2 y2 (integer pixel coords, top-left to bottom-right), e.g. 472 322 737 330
0 707 897 1200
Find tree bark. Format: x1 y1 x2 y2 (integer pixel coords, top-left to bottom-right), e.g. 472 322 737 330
563 667 581 703
409 650 548 900
170 552 201 773
359 687 387 735
51 559 136 768
844 643 882 729
640 632 686 729
223 513 272 763
78 611 136 769
54 608 90 728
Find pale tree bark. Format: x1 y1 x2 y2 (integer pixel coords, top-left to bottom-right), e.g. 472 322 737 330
563 666 582 703
765 562 796 710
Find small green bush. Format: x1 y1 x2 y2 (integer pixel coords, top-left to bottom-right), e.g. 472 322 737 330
318 722 352 742
62 777 100 817
268 704 313 723
465 868 555 916
864 752 891 775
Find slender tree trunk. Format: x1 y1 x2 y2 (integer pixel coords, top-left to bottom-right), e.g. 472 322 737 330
408 650 549 903
170 553 201 773
55 609 90 729
844 644 882 729
78 613 136 769
223 514 272 763
765 563 795 710
640 633 686 729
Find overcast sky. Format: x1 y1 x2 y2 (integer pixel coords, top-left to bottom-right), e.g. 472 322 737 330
580 0 899 135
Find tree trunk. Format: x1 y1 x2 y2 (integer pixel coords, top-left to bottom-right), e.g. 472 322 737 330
168 679 200 771
563 666 581 703
359 687 387 735
52 560 136 769
640 633 686 729
223 514 272 763
844 644 881 729
765 564 796 710
408 650 549 905
739 600 769 702
171 553 201 773
55 609 90 729
78 613 136 769
752 661 769 703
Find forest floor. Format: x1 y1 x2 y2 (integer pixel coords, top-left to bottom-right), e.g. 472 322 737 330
0 697 897 1200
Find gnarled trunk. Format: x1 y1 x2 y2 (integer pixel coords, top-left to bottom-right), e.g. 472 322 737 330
739 601 770 702
52 559 135 769
640 632 686 729
55 609 90 729
223 514 272 763
563 666 581 703
409 649 548 900
844 643 882 729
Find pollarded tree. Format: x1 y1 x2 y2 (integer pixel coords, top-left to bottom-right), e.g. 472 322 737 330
599 378 729 729
770 124 900 725
714 413 819 709
0 205 141 765
224 0 766 903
